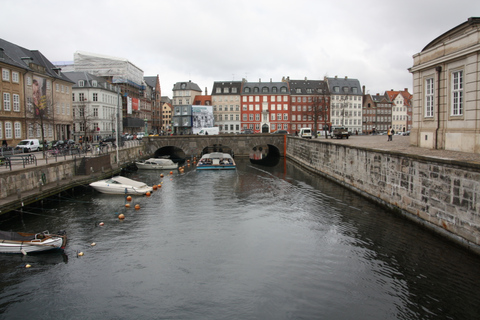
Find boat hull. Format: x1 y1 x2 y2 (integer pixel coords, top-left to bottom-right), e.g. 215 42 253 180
196 152 236 170
89 176 153 195
0 231 67 254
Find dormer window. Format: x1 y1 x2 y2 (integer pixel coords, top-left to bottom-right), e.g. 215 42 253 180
244 87 251 93
262 87 269 93
280 86 287 93
334 86 339 93
296 88 301 93
253 87 259 93
272 87 278 93
92 80 97 87
78 80 84 87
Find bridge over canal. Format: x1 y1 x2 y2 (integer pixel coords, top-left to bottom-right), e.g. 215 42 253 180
143 134 287 160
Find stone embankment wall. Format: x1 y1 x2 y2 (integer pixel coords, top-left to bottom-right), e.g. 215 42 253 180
287 138 480 253
0 144 145 200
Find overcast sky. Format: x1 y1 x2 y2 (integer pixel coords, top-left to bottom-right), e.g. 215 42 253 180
2 0 479 96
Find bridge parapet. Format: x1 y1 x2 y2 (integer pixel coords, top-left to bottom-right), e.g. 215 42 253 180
145 134 286 158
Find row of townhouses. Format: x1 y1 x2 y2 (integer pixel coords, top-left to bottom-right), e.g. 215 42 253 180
171 77 412 136
2 16 479 153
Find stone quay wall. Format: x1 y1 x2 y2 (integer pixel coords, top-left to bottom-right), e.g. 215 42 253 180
286 137 480 253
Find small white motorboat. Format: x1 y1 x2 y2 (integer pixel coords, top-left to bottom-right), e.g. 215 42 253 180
135 158 178 170
0 230 67 254
196 152 236 170
89 176 153 195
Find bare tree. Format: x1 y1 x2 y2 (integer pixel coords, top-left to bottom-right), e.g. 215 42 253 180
311 82 330 138
74 98 96 145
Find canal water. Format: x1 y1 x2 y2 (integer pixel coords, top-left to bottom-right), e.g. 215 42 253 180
1 158 480 319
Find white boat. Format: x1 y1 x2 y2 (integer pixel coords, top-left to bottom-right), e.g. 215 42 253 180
0 230 67 254
135 158 178 170
196 152 236 170
89 176 153 195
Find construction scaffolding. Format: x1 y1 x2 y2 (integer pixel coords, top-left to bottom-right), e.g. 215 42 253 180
73 51 145 89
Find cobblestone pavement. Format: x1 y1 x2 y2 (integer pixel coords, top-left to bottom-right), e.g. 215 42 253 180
314 134 480 164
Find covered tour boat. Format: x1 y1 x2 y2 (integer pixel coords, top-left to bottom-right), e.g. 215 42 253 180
135 158 178 170
196 152 236 170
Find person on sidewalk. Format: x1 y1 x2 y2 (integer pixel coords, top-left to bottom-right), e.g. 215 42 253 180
387 127 393 141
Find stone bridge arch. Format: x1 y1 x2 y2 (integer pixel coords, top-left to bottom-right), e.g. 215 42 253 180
144 134 286 160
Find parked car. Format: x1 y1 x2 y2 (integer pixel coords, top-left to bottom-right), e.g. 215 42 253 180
52 140 65 148
241 129 254 134
273 130 289 135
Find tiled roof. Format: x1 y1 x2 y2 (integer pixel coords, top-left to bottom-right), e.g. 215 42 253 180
0 38 73 83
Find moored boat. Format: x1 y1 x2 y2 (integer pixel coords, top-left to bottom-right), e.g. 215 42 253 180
89 176 153 195
135 158 178 170
196 152 236 170
0 230 67 254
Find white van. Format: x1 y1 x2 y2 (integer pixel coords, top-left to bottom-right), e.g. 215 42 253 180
15 139 41 152
299 128 312 139
198 127 219 135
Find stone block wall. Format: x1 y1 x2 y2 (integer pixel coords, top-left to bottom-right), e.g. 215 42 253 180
287 138 480 253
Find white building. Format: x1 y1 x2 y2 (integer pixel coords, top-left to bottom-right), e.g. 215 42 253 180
64 72 120 142
327 76 363 134
409 17 480 153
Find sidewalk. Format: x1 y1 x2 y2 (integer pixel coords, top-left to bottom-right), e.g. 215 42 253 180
314 135 480 164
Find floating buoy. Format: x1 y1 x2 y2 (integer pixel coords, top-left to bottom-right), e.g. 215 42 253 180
125 203 130 208
118 213 125 220
99 222 104 226
78 252 84 257
152 185 157 190
134 204 140 210
160 174 164 178
25 264 32 268
158 184 162 188
170 171 173 175
146 191 151 197
126 196 132 202
91 242 96 246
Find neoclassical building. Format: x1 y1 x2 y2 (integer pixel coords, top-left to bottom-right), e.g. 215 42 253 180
409 17 480 153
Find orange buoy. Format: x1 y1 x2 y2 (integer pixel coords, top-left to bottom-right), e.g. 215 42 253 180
126 196 132 202
160 174 164 178
170 171 173 175
135 204 140 210
146 191 151 197
118 213 125 219
125 203 130 208
152 185 157 190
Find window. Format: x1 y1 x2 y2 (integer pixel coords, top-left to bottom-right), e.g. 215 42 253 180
79 80 85 87
93 93 98 101
5 122 12 139
425 78 434 117
2 69 10 81
92 80 97 87
216 87 221 93
79 93 85 101
451 70 463 116
224 88 229 93
14 122 21 138
3 93 10 111
13 94 20 112
12 72 19 83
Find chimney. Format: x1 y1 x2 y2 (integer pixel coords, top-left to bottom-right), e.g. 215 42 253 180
0 48 4 59
205 87 208 95
345 76 348 79
362 85 365 95
404 88 408 92
259 78 261 82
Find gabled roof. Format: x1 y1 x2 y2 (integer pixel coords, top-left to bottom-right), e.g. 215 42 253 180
371 93 391 103
326 76 362 95
211 81 242 95
385 89 412 106
144 76 157 88
63 71 117 92
172 80 202 92
193 95 212 105
241 81 289 94
288 79 328 95
0 38 74 83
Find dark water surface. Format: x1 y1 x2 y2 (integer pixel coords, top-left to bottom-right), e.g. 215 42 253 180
1 159 480 319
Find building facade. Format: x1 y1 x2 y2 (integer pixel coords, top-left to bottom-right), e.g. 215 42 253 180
327 76 363 134
64 71 119 143
211 81 242 134
1 38 74 147
160 96 172 134
386 89 412 134
362 93 392 134
288 78 330 135
410 17 480 153
171 80 202 134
